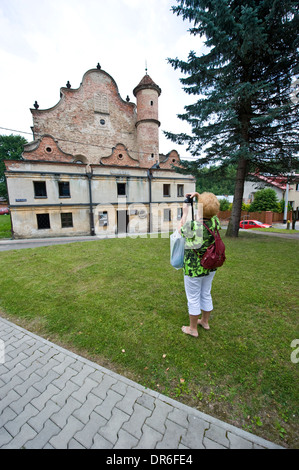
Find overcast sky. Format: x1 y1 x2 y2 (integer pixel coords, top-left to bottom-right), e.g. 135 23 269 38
0 0 206 159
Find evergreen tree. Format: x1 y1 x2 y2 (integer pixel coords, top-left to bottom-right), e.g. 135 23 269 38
195 164 236 194
166 0 299 236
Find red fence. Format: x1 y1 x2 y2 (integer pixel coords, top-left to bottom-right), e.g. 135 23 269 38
218 210 292 224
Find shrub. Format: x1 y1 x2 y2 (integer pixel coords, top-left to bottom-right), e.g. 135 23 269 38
278 199 292 214
249 188 280 212
242 203 251 212
219 198 230 211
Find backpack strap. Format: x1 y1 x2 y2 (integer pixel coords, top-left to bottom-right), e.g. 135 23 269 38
202 222 216 239
192 222 216 259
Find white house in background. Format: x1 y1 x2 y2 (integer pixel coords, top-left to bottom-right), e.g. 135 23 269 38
243 174 299 210
216 195 234 203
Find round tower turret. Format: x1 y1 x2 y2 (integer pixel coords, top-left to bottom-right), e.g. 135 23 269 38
133 73 161 166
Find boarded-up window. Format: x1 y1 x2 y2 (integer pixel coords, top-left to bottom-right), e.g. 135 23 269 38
94 93 109 114
61 213 73 228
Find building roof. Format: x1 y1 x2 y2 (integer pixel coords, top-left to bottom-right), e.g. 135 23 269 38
256 174 287 190
250 173 299 190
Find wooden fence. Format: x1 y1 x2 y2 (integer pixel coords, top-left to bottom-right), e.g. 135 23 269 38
218 210 292 224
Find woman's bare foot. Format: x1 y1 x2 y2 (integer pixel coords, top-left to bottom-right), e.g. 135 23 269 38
197 319 210 330
181 326 198 337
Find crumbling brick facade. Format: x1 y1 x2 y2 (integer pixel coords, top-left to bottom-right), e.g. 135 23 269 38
5 66 195 238
28 67 179 169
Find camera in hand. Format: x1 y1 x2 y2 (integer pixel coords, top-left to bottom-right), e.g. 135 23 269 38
184 195 193 204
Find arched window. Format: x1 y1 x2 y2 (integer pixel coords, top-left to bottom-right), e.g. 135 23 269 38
73 155 87 164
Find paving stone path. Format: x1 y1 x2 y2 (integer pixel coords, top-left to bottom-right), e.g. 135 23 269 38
0 316 283 450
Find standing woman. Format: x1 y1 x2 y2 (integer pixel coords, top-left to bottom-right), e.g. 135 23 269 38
179 192 221 337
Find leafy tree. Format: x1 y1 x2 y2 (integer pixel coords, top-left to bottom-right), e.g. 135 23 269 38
249 188 280 212
166 0 299 237
195 164 236 194
219 198 231 211
278 198 292 213
0 135 27 199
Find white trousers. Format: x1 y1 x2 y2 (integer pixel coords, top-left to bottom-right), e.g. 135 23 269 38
184 272 216 316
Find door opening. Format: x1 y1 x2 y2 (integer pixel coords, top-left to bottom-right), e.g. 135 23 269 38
117 210 129 234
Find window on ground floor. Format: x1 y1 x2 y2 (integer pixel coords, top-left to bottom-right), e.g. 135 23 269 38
98 211 108 226
164 208 171 222
61 212 73 228
36 213 50 229
177 207 183 220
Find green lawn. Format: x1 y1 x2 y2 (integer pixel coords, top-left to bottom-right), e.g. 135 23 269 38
249 227 298 233
0 232 298 447
0 214 12 238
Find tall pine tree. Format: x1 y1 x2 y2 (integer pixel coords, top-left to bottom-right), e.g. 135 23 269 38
165 0 299 237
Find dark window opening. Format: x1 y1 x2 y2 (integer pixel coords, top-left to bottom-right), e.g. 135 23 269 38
36 213 50 229
61 213 73 228
99 211 108 226
117 182 126 196
58 181 70 197
34 181 47 198
163 184 170 197
164 209 171 222
177 184 184 197
150 100 153 106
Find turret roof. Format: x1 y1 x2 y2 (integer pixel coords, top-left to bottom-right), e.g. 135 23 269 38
133 73 161 96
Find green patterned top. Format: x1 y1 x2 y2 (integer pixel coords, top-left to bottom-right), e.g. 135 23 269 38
181 216 221 277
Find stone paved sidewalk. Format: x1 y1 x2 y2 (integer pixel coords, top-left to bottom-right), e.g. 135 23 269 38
0 316 283 450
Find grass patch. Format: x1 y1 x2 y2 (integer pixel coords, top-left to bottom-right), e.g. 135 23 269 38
0 232 298 447
249 227 298 233
0 214 12 238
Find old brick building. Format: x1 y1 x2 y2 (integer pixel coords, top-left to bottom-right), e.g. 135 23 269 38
5 66 195 238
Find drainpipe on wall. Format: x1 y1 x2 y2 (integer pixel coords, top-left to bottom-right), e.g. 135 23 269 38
283 182 289 224
4 175 14 239
147 169 152 233
86 167 95 236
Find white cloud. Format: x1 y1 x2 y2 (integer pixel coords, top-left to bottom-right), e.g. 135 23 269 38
0 0 205 159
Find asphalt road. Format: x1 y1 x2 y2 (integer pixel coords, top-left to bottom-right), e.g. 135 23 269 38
0 236 98 251
0 229 298 252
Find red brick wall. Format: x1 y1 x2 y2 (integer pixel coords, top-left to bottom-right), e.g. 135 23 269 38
135 87 160 166
23 135 73 162
30 69 137 164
